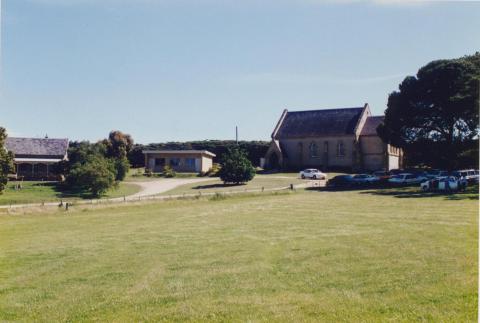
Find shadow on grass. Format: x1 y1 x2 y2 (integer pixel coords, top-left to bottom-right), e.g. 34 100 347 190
32 182 103 199
192 183 246 190
306 183 479 201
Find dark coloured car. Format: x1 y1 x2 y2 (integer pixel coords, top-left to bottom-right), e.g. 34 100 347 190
388 169 403 175
373 170 391 180
426 169 449 179
352 174 380 185
327 175 354 188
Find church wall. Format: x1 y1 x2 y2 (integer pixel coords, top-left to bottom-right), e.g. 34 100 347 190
360 136 386 171
279 135 357 170
354 107 371 138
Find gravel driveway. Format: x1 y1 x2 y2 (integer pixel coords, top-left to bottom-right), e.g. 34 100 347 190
129 178 214 198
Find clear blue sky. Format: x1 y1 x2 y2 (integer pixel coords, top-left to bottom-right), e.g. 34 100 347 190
1 0 479 144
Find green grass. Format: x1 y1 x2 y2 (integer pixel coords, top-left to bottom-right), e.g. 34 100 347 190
0 187 477 321
0 181 141 205
161 175 306 196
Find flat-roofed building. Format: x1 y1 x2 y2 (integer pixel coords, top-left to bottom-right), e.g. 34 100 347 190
143 150 216 173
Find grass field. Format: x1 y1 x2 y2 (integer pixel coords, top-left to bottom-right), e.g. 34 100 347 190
0 181 141 206
0 188 477 321
161 175 306 196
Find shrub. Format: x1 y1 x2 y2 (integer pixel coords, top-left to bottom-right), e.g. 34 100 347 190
218 147 255 184
66 156 116 197
113 156 130 181
162 165 176 178
208 163 221 177
144 168 153 177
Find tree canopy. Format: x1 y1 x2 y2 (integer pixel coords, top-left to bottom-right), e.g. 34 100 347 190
61 130 134 195
102 131 133 181
66 155 116 197
378 53 480 169
218 146 256 184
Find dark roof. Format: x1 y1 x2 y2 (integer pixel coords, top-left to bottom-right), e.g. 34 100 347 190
360 116 384 136
5 137 69 157
275 107 365 139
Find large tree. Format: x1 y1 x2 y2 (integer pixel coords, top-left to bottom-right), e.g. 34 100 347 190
0 128 14 193
378 53 480 169
103 130 133 181
218 147 256 185
66 155 116 197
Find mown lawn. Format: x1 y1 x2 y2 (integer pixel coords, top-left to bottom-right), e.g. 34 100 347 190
0 181 141 206
161 175 306 196
0 188 477 321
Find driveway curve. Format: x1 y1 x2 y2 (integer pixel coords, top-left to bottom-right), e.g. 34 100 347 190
128 178 214 198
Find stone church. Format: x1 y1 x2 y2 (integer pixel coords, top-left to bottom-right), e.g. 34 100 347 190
264 104 402 171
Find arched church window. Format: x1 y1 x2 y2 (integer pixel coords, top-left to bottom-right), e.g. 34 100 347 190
309 142 318 157
298 142 303 155
337 141 345 157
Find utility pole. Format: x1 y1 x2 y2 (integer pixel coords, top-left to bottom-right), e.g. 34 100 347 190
235 126 238 145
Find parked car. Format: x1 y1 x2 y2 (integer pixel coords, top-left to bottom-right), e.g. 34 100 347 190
426 169 449 179
388 173 427 185
326 175 354 188
372 170 391 180
421 176 466 192
451 169 479 184
352 174 380 185
299 169 326 180
388 169 404 175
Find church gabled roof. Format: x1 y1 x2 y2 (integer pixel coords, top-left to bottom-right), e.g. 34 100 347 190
273 106 366 139
360 116 384 136
5 137 69 158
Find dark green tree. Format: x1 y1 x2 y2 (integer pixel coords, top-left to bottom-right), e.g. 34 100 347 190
378 53 480 169
218 147 256 184
113 156 130 181
0 128 14 193
66 155 116 197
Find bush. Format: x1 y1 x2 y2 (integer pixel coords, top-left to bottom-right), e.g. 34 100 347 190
218 147 255 184
200 163 221 177
66 156 116 197
113 156 130 181
162 165 176 178
208 163 221 177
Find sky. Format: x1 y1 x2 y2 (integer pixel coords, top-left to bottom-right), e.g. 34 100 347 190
1 0 479 144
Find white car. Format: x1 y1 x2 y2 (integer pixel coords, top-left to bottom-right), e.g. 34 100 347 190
299 169 326 180
452 169 479 184
388 173 426 185
421 176 465 192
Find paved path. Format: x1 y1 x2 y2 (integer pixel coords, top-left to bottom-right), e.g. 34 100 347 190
128 178 214 198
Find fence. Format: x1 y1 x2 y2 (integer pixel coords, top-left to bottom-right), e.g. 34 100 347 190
0 180 326 212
